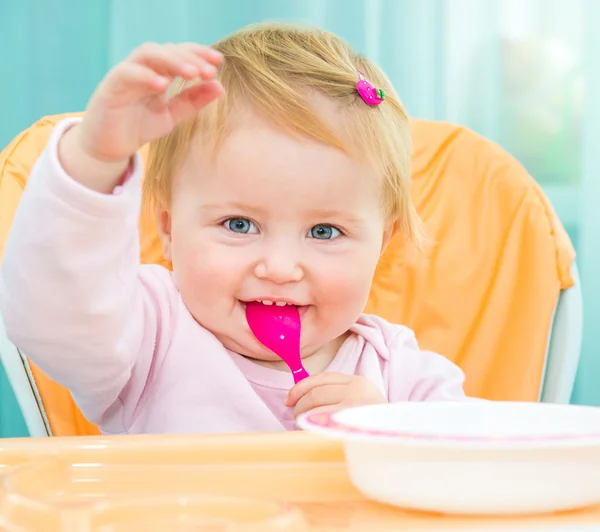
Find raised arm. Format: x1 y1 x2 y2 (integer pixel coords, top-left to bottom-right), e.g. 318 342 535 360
0 43 224 429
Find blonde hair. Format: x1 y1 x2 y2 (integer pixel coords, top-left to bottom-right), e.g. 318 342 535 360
144 22 422 247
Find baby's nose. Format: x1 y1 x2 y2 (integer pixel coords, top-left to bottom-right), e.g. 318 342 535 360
254 247 303 284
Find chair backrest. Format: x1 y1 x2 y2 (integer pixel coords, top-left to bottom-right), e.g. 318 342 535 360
0 113 575 436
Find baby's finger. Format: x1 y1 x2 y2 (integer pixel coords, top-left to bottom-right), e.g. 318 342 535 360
176 42 224 67
285 372 352 407
129 43 200 80
165 44 219 80
107 63 170 95
293 384 345 418
298 405 343 418
166 80 224 124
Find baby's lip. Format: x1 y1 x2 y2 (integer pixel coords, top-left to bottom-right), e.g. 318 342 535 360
240 298 305 307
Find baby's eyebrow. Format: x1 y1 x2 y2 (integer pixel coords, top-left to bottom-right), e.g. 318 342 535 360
199 201 265 214
305 209 369 225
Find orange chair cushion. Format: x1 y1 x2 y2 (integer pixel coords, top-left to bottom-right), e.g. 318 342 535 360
0 113 575 436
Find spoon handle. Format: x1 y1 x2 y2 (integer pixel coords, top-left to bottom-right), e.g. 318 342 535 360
291 366 310 384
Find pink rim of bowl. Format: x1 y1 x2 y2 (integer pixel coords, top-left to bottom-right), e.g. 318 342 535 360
302 409 600 445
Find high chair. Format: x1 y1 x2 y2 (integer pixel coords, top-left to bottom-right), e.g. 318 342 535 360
0 113 581 437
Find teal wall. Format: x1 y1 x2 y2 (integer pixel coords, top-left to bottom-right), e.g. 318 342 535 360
1 0 598 436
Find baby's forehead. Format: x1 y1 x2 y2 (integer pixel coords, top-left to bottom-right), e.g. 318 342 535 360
205 98 375 166
193 117 376 181
175 114 384 217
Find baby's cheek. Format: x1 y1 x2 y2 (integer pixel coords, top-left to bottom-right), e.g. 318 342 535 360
318 259 374 309
312 268 370 341
175 246 224 295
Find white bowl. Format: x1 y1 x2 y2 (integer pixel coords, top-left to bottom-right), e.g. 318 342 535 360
296 401 600 515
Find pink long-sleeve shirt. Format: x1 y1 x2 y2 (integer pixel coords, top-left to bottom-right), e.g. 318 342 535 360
0 118 468 435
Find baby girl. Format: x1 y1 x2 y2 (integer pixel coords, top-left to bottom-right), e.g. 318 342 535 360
0 23 468 434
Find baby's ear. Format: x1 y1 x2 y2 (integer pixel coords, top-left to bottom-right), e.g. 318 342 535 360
155 202 173 263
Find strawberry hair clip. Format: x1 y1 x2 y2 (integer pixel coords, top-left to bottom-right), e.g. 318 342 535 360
356 70 386 106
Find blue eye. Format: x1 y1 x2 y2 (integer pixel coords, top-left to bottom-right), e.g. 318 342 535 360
307 224 341 240
224 218 257 234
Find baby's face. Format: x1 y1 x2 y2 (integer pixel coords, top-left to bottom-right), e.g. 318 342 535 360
159 107 390 365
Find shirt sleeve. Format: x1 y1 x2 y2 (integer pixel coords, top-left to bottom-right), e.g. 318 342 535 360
387 326 470 402
0 118 177 431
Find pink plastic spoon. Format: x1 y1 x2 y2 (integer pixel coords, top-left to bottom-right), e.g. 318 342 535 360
246 302 310 384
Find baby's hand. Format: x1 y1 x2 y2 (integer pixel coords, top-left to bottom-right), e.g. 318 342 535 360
285 372 387 418
59 42 224 192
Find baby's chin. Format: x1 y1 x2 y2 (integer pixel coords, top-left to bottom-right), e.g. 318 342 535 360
219 335 284 361
216 325 349 371
222 340 292 371
221 336 319 371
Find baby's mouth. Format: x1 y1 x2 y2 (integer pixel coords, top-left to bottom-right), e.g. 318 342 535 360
239 299 310 316
247 299 295 307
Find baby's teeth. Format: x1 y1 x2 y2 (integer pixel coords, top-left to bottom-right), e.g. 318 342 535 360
275 301 287 307
262 300 274 306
